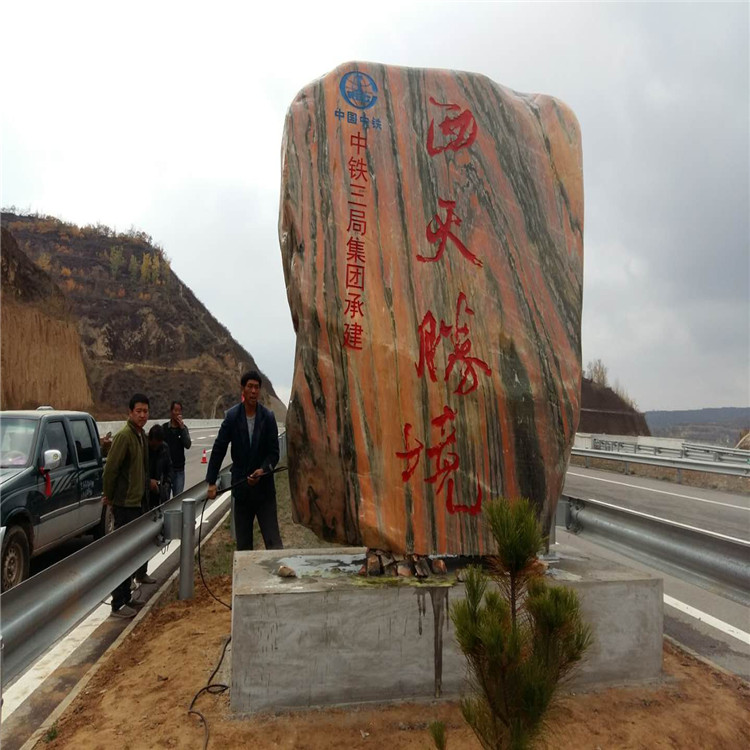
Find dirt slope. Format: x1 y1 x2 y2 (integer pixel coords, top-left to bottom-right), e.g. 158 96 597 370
1 227 93 410
37 573 749 750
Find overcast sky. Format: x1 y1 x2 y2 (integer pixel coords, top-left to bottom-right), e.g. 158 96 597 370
2 1 748 412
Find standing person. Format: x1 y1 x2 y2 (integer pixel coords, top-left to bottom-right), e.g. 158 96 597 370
162 401 191 497
206 370 282 551
147 424 173 510
103 393 152 618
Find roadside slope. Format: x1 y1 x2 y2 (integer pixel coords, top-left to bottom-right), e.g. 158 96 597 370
1 227 93 410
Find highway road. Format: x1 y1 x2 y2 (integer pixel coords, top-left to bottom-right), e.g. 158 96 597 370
3 441 748 749
564 466 750 541
561 465 749 683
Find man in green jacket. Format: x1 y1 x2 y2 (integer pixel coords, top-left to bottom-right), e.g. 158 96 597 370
103 393 152 618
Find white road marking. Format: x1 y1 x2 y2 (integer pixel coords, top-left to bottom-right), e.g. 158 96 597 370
663 594 750 645
567 471 748 512
582 497 749 544
1 604 112 717
1 492 231 720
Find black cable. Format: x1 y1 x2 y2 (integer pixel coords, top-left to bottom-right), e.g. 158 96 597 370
188 635 231 750
189 468 289 747
197 495 232 610
188 498 232 748
196 467 288 610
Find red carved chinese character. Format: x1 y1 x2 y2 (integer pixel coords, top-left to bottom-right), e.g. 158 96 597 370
348 207 367 235
344 292 364 319
446 478 483 516
426 97 478 156
416 310 451 382
424 405 459 497
344 322 364 350
350 131 368 155
348 156 368 182
395 423 425 482
346 263 365 290
419 198 482 267
445 292 491 395
346 236 366 263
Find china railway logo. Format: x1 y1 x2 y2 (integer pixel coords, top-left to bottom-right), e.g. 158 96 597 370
339 71 378 110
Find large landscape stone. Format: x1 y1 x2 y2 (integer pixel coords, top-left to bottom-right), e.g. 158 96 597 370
279 62 584 554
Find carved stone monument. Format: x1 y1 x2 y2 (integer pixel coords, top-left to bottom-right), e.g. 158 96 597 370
279 62 584 555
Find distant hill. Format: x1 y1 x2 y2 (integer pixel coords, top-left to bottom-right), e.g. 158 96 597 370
645 407 749 447
1 212 286 420
579 377 650 436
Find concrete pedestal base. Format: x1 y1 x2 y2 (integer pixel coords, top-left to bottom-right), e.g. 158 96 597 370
230 545 663 714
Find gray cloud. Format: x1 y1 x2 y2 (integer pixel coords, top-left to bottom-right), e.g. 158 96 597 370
1 1 747 411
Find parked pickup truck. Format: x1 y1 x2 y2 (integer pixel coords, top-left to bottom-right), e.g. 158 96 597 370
0 409 113 591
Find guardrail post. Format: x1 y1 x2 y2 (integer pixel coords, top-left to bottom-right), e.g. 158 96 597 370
179 499 196 600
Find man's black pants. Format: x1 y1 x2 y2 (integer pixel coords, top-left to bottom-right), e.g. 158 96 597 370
233 485 283 551
111 504 144 610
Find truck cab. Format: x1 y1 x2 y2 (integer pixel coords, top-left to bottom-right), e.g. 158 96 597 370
0 410 112 591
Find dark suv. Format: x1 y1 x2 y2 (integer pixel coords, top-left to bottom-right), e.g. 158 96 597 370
0 409 112 591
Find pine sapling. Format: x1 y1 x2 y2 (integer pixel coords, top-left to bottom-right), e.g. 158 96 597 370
450 498 591 750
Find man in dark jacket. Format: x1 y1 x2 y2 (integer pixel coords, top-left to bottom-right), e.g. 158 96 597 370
205 370 282 550
147 424 173 509
103 393 152 618
162 401 191 497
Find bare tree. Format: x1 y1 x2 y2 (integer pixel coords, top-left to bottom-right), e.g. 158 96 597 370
585 358 608 387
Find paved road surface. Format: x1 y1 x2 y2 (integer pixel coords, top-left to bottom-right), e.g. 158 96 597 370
564 465 749 541
562 465 749 682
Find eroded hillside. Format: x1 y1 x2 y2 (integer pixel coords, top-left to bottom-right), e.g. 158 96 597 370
1 227 93 410
1 214 286 419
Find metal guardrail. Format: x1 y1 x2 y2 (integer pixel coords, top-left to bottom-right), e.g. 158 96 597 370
583 435 749 464
558 494 750 602
0 470 232 689
683 442 750 461
571 446 750 477
0 431 288 691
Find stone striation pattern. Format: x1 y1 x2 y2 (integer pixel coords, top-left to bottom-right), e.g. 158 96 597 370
279 62 583 555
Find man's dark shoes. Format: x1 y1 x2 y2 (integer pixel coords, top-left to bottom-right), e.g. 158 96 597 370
111 605 137 619
136 574 157 585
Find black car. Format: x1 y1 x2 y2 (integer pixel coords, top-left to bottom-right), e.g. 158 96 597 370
0 409 112 591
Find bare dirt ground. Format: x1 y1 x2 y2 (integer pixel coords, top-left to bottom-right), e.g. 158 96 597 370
37 571 749 750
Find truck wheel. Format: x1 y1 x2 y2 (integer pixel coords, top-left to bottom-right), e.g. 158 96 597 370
92 504 115 540
2 526 30 592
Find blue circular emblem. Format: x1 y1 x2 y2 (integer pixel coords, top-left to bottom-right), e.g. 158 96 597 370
339 71 378 110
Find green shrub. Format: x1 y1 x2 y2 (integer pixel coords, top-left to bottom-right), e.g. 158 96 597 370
449 498 591 750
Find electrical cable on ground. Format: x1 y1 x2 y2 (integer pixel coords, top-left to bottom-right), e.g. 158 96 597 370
188 467 289 747
197 494 232 611
196 468 288 611
188 635 231 750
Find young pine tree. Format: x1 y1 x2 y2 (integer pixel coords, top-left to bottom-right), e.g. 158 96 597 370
449 498 591 750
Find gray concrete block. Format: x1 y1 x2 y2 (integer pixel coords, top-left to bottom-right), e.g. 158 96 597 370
230 545 663 713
